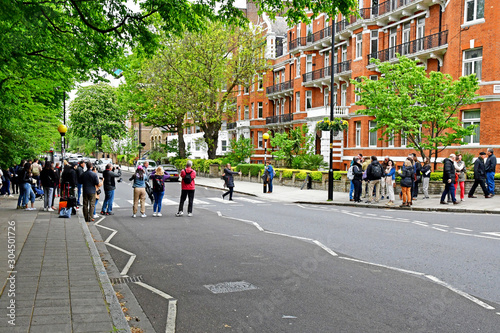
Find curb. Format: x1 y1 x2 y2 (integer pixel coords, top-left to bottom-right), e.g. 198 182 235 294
79 213 131 333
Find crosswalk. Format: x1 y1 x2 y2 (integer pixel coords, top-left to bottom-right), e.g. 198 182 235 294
120 196 267 207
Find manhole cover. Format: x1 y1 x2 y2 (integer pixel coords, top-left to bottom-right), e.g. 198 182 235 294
204 281 258 294
109 275 144 284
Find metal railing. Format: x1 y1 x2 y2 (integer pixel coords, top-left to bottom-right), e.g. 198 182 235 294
368 30 448 62
266 113 294 125
302 60 352 83
227 122 236 130
289 37 307 51
266 80 294 95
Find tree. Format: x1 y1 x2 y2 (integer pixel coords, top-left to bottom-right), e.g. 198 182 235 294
271 125 311 168
226 137 255 165
352 55 482 168
69 84 127 152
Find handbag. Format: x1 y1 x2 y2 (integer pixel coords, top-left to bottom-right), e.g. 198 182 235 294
59 207 72 218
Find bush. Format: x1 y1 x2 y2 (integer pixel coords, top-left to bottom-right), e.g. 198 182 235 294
466 171 474 180
430 172 443 181
236 164 264 177
310 171 323 181
333 171 346 180
495 173 500 180
282 169 293 178
296 171 308 180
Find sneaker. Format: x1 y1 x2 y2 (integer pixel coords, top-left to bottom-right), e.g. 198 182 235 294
100 211 106 215
175 212 183 217
93 214 99 218
153 213 157 217
187 213 193 217
107 212 114 215
8 195 13 197
48 208 54 212
43 207 48 211
221 194 225 200
381 196 385 200
132 214 136 218
157 213 162 217
141 214 147 218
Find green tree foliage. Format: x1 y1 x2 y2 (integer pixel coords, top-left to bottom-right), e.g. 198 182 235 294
226 137 255 165
352 55 481 167
270 125 312 168
69 84 127 151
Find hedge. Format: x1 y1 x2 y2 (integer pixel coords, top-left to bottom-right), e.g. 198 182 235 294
296 171 308 180
235 164 265 177
333 171 346 180
311 171 323 181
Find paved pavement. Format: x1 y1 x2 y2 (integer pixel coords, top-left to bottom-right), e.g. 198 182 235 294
194 176 500 214
0 196 130 332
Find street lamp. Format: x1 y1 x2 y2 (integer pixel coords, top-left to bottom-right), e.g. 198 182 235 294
57 124 68 160
263 132 270 193
328 15 337 201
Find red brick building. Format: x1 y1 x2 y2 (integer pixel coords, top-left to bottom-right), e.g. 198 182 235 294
230 0 499 170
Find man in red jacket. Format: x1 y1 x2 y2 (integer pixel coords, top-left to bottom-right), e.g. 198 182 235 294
176 160 196 217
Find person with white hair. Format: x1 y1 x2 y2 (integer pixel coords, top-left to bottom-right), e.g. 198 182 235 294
440 153 458 205
485 148 497 196
176 160 196 217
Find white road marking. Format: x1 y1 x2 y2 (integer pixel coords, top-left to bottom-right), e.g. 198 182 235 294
127 199 152 207
412 222 429 227
217 211 222 217
233 197 264 204
312 240 338 257
425 275 495 310
451 232 500 241
94 216 105 225
134 281 177 333
454 227 473 232
208 197 236 203
480 232 500 238
432 227 449 232
104 230 117 243
433 224 449 228
366 213 377 217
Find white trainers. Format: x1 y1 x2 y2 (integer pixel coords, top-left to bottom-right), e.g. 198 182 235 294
153 213 157 217
43 208 48 211
187 213 193 217
48 208 54 212
175 212 183 217
93 214 99 218
141 214 147 218
132 214 136 218
157 213 162 217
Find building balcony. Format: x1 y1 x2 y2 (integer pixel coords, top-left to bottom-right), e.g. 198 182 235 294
266 80 294 100
227 122 237 130
302 60 352 88
307 105 351 122
367 30 448 66
266 113 294 126
227 120 250 131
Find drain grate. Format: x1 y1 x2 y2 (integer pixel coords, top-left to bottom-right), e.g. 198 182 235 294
110 275 144 284
204 281 258 294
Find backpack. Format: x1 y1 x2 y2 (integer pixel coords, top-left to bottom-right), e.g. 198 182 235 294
183 170 193 184
32 164 40 176
347 166 354 180
371 163 382 179
154 176 164 191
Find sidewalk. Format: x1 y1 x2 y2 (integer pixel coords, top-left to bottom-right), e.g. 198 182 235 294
195 176 500 214
0 196 130 332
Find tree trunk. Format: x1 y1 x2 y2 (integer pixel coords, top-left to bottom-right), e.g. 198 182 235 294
176 117 186 158
204 121 220 159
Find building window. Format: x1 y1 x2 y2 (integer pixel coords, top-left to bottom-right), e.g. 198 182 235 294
388 130 394 147
342 45 347 62
463 110 480 144
341 83 347 106
238 85 241 95
333 86 338 106
355 121 361 147
401 130 407 147
296 57 301 77
355 33 363 59
370 30 378 58
244 105 249 120
306 90 312 110
258 131 263 148
258 102 263 118
295 92 300 112
258 74 264 90
324 51 330 68
221 120 227 131
237 106 241 119
251 103 255 119
463 48 482 80
369 121 377 147
369 75 378 81
275 100 280 115
306 54 313 73
355 77 362 102
222 140 227 152
324 87 329 106
465 0 484 23
281 98 285 115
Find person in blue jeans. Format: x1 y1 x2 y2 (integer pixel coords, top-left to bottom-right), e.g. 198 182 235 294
76 160 85 206
152 166 170 217
440 154 458 205
101 164 121 215
485 148 497 196
265 161 274 193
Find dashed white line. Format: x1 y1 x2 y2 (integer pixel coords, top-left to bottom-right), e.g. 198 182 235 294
454 227 473 232
432 227 449 232
433 224 449 228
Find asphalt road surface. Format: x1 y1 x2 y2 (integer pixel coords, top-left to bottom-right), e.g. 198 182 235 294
93 171 500 332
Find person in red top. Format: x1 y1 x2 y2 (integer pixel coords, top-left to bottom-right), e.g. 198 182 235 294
176 160 196 217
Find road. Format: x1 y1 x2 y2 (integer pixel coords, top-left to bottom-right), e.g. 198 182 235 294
93 171 500 332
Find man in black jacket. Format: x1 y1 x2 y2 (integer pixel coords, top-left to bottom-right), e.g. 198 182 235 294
440 153 458 205
365 156 383 203
79 162 99 222
352 157 364 203
468 152 492 198
101 164 121 215
412 153 422 199
76 160 85 206
485 148 497 196
61 162 78 198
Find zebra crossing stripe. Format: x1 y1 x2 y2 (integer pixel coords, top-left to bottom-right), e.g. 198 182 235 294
233 197 264 204
127 200 152 207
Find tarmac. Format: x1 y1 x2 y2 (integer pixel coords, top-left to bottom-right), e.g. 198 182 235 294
0 176 498 332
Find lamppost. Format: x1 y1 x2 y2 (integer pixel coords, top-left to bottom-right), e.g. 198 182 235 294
328 15 337 201
263 132 270 193
57 124 68 160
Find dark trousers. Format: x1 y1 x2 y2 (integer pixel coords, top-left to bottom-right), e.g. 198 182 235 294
412 179 419 198
178 189 194 214
353 179 362 202
223 187 234 200
83 192 96 222
440 183 456 203
468 178 489 196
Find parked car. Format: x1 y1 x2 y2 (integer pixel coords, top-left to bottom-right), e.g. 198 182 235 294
68 158 79 165
151 164 179 182
136 159 156 174
95 158 113 173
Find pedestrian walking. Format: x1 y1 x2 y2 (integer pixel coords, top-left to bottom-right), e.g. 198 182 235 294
485 148 497 196
365 156 383 203
40 162 57 211
440 154 458 205
454 154 466 201
468 152 492 198
384 160 396 206
152 166 170 217
421 157 431 199
93 170 103 220
10 164 19 195
130 165 149 218
352 157 363 203
76 160 85 206
176 160 196 217
398 159 414 207
265 161 274 193
16 161 27 209
1 167 12 196
221 163 242 201
101 164 121 215
412 153 422 199
79 162 99 222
